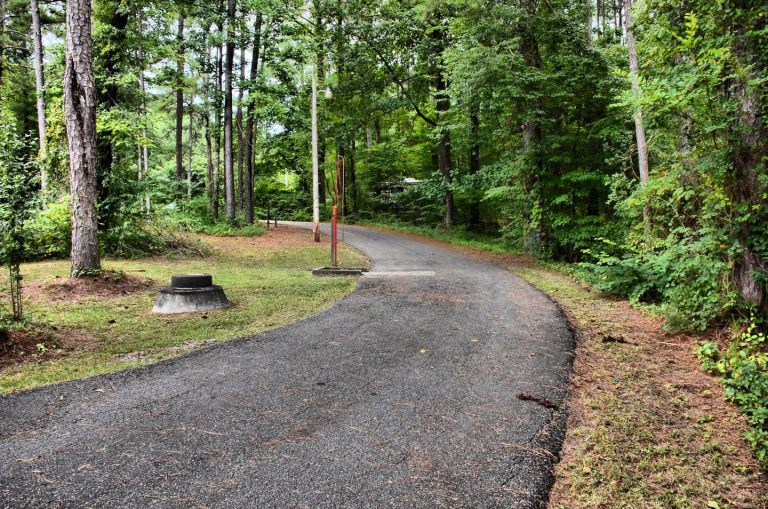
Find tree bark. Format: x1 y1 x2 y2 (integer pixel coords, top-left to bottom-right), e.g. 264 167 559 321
175 12 185 188
0 0 5 85
730 2 768 317
213 34 223 220
140 70 150 213
349 138 357 214
236 24 246 211
431 19 454 229
30 0 47 191
624 0 650 236
243 12 263 224
64 0 100 274
203 27 215 218
187 100 193 199
317 17 327 207
223 0 237 221
469 110 481 229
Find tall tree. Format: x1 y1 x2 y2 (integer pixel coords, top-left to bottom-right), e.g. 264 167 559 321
213 26 223 219
243 12 263 224
431 14 454 229
0 0 5 85
30 0 47 191
223 0 236 221
175 11 185 191
469 108 481 229
729 0 768 317
202 25 216 217
64 0 100 274
236 16 246 211
624 0 650 233
187 98 193 199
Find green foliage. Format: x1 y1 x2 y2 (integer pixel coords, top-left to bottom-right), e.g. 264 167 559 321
0 107 38 321
160 197 266 237
24 196 72 260
697 319 768 467
253 177 311 222
581 233 736 330
0 109 38 268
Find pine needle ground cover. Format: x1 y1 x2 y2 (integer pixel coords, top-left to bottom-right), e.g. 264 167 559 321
514 266 768 509
0 227 366 393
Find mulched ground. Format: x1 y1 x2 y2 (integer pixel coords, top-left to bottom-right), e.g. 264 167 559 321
0 327 99 369
23 270 156 304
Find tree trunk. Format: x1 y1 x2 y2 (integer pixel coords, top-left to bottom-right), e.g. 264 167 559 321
175 13 185 189
349 138 357 214
319 142 327 206
30 0 47 191
244 12 263 224
187 101 193 199
519 1 545 253
203 27 215 218
223 0 237 222
730 1 768 317
311 59 320 241
205 113 214 213
236 31 246 211
469 111 481 229
213 31 223 220
64 0 100 274
431 19 454 229
624 0 650 235
0 0 4 85
317 41 327 207
140 72 150 213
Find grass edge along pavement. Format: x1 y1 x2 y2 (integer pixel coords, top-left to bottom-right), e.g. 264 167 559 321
357 223 768 508
0 228 367 393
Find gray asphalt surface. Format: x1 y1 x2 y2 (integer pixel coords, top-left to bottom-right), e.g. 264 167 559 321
0 224 573 509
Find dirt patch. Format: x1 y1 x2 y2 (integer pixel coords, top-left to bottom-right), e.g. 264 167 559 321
0 327 99 369
202 224 331 251
23 270 156 304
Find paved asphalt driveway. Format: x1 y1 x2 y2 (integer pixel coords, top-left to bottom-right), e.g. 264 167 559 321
1 225 573 508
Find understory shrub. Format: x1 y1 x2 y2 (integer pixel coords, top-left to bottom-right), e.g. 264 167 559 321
697 319 768 467
159 197 266 237
580 235 735 331
24 196 72 260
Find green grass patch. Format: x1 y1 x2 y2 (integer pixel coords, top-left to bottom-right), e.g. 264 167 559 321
0 232 366 393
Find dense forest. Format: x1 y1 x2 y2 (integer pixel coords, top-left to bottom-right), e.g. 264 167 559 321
0 0 766 332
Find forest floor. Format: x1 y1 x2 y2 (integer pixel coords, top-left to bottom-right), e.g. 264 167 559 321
364 225 768 509
0 227 366 393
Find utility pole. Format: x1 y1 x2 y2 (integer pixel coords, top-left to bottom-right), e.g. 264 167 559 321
311 61 320 242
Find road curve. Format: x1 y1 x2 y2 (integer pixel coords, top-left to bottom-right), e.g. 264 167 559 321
0 224 573 508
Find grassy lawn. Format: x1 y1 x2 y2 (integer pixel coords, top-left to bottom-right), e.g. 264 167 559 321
0 227 367 393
